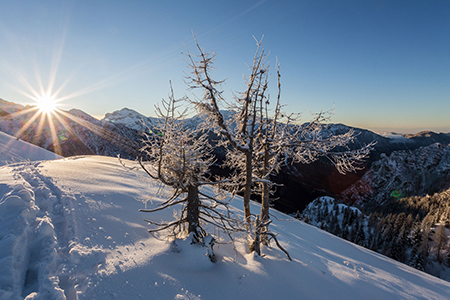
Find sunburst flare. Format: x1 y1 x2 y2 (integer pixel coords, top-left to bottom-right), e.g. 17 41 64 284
35 94 59 114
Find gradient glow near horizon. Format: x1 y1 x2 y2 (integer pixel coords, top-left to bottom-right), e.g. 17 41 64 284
0 0 449 134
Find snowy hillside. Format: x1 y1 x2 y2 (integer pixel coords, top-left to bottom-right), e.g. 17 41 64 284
0 131 62 166
301 193 450 280
101 107 230 132
1 155 450 299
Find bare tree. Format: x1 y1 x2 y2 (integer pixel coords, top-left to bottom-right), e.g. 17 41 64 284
251 64 374 253
185 36 373 258
136 83 242 260
184 37 269 226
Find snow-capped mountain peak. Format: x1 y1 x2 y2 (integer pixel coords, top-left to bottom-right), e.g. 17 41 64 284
102 107 156 131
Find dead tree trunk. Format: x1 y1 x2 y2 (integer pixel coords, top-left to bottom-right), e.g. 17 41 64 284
260 145 270 223
186 184 200 238
244 151 252 224
260 147 270 245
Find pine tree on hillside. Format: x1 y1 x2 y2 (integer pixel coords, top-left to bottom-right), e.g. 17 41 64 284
409 249 427 272
341 226 349 240
434 225 448 263
356 223 366 247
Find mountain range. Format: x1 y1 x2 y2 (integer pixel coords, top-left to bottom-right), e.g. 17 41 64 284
1 98 450 214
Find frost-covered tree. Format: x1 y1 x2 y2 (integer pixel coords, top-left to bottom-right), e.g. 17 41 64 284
185 36 373 257
184 37 274 255
136 84 242 259
184 38 298 258
185 37 269 226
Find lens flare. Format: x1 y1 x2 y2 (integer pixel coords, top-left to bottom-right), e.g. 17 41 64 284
35 95 58 114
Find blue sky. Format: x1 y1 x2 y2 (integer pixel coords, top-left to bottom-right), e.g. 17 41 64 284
0 0 449 133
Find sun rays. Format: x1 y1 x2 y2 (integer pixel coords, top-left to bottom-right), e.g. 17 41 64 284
6 83 141 158
2 47 155 157
35 94 59 114
1 11 168 158
2 36 134 156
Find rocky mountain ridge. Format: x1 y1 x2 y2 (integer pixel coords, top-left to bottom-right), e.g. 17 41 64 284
340 142 450 209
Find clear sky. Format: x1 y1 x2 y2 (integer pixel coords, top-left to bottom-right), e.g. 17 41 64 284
0 0 449 134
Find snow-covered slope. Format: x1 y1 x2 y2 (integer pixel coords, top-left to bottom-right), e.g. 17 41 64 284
1 156 449 299
0 131 62 166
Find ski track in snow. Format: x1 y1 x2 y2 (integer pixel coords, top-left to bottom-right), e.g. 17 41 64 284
1 162 105 300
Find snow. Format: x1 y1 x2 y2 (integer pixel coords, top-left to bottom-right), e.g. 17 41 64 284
381 132 414 144
102 108 157 132
0 131 63 166
306 196 361 215
0 155 450 299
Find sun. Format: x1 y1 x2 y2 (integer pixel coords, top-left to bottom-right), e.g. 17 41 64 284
35 95 58 114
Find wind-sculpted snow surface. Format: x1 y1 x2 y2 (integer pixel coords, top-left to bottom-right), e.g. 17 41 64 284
0 156 450 299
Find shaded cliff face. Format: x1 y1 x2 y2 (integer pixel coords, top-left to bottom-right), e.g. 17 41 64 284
340 143 450 208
